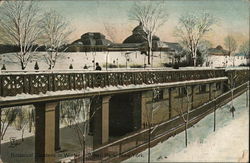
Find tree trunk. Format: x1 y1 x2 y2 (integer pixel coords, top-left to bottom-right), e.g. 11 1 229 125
29 112 32 133
82 137 85 163
2 123 10 140
185 122 188 147
246 88 248 107
0 109 1 156
22 129 24 142
21 61 25 70
148 125 151 163
106 53 108 70
213 103 216 132
147 45 151 65
231 90 234 107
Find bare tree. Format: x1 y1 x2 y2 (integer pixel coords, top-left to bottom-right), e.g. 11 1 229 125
61 97 101 163
226 71 238 118
208 71 219 132
144 88 169 162
173 86 192 147
174 11 215 66
14 107 29 142
103 23 118 43
224 35 237 56
129 2 169 65
239 40 249 56
239 40 249 64
0 0 42 70
1 108 19 140
40 10 71 69
103 23 117 70
197 40 212 66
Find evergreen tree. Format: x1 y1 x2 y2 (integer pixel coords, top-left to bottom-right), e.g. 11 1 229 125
1 64 6 70
69 64 73 69
34 61 39 70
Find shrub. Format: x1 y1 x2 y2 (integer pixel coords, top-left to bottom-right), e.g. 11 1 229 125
1 64 6 70
239 63 250 67
69 64 73 69
34 61 39 70
118 64 126 68
103 63 118 68
163 60 190 68
130 64 143 68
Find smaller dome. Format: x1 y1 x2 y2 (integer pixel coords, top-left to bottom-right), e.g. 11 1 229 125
216 45 223 50
132 22 145 35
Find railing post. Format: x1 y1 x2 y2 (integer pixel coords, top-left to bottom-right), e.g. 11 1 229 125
52 73 56 91
119 143 122 155
73 73 76 90
0 75 3 97
28 75 32 94
135 137 139 146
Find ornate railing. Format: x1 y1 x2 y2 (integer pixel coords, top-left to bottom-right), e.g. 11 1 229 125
0 69 227 97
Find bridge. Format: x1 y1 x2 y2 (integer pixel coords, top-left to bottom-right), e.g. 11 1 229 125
0 68 249 163
0 69 226 105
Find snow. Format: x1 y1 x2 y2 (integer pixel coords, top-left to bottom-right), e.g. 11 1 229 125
0 51 171 71
0 51 248 71
123 90 249 162
207 55 248 68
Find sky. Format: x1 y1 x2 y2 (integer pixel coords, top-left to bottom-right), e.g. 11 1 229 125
1 0 249 47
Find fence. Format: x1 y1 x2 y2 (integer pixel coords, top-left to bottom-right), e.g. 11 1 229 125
0 69 226 97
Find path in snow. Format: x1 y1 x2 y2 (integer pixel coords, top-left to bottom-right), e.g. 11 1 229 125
124 90 249 162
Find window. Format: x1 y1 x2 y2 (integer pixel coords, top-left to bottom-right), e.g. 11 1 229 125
199 84 206 93
179 87 187 97
216 82 221 90
153 89 163 102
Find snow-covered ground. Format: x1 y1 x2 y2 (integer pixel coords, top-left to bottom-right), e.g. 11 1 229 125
124 90 249 162
0 51 172 70
207 55 248 68
0 51 247 71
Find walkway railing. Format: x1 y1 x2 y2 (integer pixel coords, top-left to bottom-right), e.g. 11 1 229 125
0 69 226 97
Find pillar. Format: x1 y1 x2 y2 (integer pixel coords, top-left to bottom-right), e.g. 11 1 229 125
209 83 212 100
0 108 2 158
34 102 58 163
55 104 60 151
93 96 111 148
102 96 110 144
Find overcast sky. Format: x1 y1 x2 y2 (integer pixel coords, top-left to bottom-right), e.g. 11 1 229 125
4 0 250 47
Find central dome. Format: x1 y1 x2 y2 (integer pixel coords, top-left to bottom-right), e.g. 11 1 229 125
123 22 160 44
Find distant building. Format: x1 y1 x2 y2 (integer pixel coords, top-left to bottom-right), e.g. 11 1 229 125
68 23 182 53
69 32 112 52
208 45 229 56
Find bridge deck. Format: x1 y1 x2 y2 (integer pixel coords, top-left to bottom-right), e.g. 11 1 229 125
0 77 227 107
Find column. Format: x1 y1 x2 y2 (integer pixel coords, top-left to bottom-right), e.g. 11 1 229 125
102 96 111 144
55 104 60 151
93 96 111 148
34 102 58 163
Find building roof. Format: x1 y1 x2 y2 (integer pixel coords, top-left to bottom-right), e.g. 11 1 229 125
160 42 183 52
109 43 144 48
72 32 112 46
123 22 160 44
234 53 246 57
208 45 229 56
